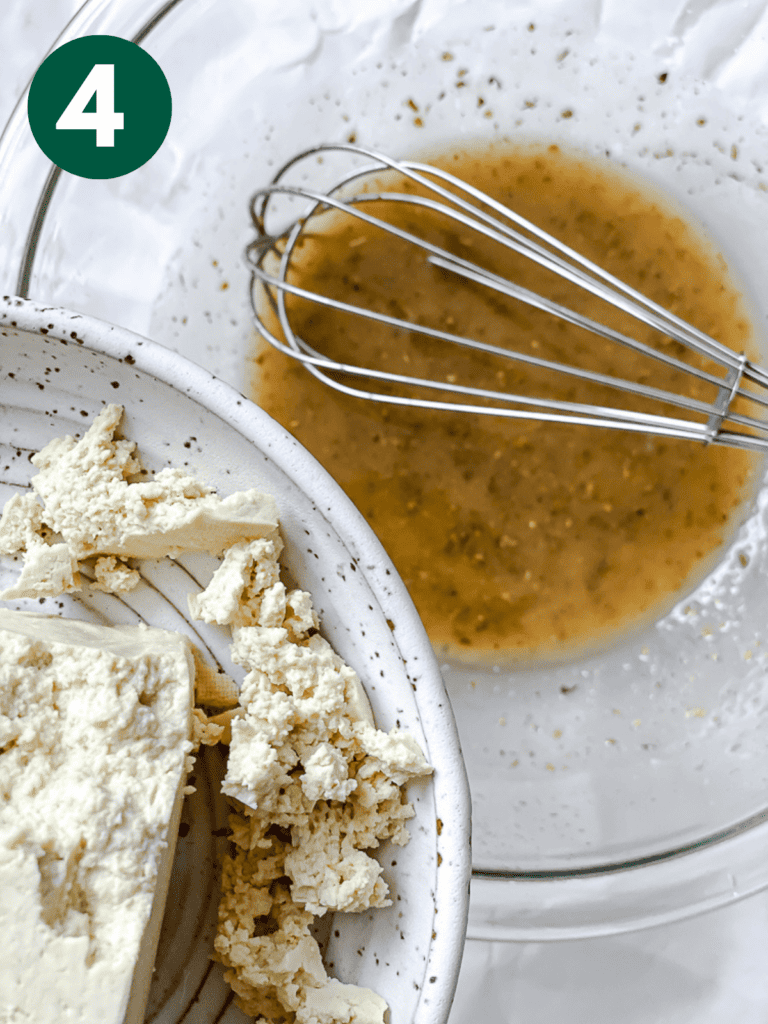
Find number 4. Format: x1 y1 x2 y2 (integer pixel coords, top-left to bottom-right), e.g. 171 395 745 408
56 63 124 147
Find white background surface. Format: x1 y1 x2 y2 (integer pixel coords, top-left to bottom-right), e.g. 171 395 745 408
3 2 768 1021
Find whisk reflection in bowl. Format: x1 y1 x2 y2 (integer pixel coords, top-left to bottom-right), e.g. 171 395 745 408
246 143 768 452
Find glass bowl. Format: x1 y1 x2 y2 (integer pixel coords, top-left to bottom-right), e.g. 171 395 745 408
2 0 768 941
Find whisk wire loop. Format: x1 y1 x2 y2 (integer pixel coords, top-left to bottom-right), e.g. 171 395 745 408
247 144 768 452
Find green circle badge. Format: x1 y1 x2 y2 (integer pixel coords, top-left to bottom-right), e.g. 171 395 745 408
28 35 172 180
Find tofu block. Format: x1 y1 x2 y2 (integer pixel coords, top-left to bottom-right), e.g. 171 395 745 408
0 609 194 1024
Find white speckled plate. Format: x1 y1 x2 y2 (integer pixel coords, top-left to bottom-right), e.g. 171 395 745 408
0 296 471 1024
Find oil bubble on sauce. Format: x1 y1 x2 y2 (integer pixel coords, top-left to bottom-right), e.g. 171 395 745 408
251 142 761 662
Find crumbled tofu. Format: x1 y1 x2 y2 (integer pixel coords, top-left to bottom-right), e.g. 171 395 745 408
0 491 47 553
300 742 357 803
187 537 283 627
0 491 81 598
207 706 244 746
191 707 226 748
92 555 141 593
284 588 320 641
216 852 388 1023
190 540 432 1021
0 404 279 598
0 407 433 1024
0 539 80 600
0 610 194 1024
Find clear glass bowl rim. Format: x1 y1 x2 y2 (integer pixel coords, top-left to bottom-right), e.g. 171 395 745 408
3 0 768 942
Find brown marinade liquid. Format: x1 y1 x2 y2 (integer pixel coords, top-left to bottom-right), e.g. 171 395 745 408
251 142 760 659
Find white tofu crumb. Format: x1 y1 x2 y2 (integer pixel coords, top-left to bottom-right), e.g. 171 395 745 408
91 555 141 593
284 588 319 641
0 491 80 600
0 492 46 553
187 537 287 628
191 707 225 748
300 742 356 803
0 541 80 600
207 706 244 746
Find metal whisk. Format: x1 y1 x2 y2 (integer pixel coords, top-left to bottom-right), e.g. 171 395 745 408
246 143 768 452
